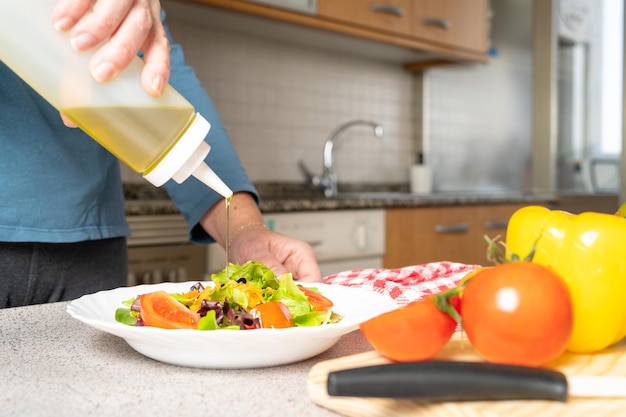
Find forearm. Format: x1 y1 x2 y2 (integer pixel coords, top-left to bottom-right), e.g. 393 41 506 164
198 192 264 248
199 192 322 282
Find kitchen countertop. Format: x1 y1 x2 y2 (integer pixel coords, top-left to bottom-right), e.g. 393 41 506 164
122 182 557 215
0 301 372 417
254 182 556 213
258 191 555 213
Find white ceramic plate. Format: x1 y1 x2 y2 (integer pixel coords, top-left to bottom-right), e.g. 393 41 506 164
66 281 398 369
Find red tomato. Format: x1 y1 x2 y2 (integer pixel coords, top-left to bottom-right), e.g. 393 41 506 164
359 293 460 362
253 301 294 329
461 262 573 367
139 291 201 330
298 286 334 312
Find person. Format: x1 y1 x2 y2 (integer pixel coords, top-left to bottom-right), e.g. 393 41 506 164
0 0 321 309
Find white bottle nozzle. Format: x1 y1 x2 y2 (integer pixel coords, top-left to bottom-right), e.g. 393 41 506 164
168 140 233 198
192 161 233 199
143 113 233 198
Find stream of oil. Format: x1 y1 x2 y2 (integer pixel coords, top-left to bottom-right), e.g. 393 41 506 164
224 195 232 277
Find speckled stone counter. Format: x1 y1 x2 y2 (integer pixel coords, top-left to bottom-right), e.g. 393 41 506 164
257 190 556 213
0 302 372 417
123 182 557 215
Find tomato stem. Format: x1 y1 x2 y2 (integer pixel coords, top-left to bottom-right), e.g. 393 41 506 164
484 234 538 264
433 288 462 325
484 235 509 264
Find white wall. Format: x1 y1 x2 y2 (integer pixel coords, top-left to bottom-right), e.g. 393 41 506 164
123 1 534 194
148 1 418 186
427 0 534 193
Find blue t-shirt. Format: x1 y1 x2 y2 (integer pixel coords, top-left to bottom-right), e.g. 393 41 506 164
0 11 256 244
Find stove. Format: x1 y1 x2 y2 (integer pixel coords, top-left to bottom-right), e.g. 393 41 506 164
124 183 179 216
123 183 208 286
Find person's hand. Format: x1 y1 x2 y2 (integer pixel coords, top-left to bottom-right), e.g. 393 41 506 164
200 192 323 283
229 225 322 283
51 0 170 98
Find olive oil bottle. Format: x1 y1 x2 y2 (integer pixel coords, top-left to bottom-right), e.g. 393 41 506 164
60 105 194 173
0 0 232 198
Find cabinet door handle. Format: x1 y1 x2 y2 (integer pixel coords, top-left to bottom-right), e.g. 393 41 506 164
422 17 451 30
435 223 469 234
483 220 509 230
371 3 405 17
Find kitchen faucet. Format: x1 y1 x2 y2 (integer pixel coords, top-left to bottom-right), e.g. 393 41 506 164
300 120 384 198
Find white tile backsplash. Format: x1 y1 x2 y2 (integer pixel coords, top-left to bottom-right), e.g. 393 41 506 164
160 2 417 185
121 1 534 194
426 0 534 193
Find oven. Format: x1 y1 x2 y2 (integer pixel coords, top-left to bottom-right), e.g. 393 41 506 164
126 215 208 286
124 184 208 286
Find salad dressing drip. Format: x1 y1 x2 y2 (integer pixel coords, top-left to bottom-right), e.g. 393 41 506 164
224 195 232 277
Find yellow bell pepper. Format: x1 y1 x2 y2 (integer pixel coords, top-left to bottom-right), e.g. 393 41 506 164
505 205 626 353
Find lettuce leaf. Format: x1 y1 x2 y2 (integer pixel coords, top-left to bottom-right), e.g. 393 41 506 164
270 273 312 319
211 260 279 290
115 307 137 326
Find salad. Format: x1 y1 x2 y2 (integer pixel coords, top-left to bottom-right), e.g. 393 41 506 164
115 261 341 330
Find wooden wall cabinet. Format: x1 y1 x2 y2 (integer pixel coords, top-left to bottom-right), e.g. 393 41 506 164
318 0 488 65
318 0 413 37
383 204 526 268
178 0 489 67
318 0 487 55
411 0 488 53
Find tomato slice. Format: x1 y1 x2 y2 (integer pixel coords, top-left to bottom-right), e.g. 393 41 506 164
139 291 201 329
360 293 459 362
253 301 294 329
298 286 334 312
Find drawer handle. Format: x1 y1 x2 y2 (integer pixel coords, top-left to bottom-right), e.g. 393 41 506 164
483 220 509 230
422 17 451 30
371 3 405 17
435 223 469 234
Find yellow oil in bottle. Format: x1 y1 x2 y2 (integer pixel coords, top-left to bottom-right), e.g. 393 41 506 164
60 105 195 172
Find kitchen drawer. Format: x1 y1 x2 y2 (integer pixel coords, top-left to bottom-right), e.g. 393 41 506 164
411 0 488 53
384 205 476 266
318 0 412 36
384 203 526 268
471 203 526 263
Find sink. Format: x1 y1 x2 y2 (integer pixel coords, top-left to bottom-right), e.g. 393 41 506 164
332 191 422 200
332 191 528 202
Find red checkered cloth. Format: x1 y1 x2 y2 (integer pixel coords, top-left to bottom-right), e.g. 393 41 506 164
323 261 480 306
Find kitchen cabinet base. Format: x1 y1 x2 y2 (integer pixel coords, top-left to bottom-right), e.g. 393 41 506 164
384 203 527 267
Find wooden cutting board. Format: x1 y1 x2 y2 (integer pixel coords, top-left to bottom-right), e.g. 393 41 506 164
308 333 626 417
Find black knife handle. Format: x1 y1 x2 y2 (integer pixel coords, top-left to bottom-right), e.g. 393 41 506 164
327 360 568 402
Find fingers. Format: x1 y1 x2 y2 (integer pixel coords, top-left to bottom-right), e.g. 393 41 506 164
249 251 321 283
51 0 170 97
138 4 171 97
284 246 323 283
52 0 133 52
251 255 289 278
51 0 92 32
230 230 323 283
75 1 142 85
291 265 323 283
59 112 78 127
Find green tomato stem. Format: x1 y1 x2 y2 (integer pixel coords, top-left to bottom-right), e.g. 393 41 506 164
434 288 462 325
